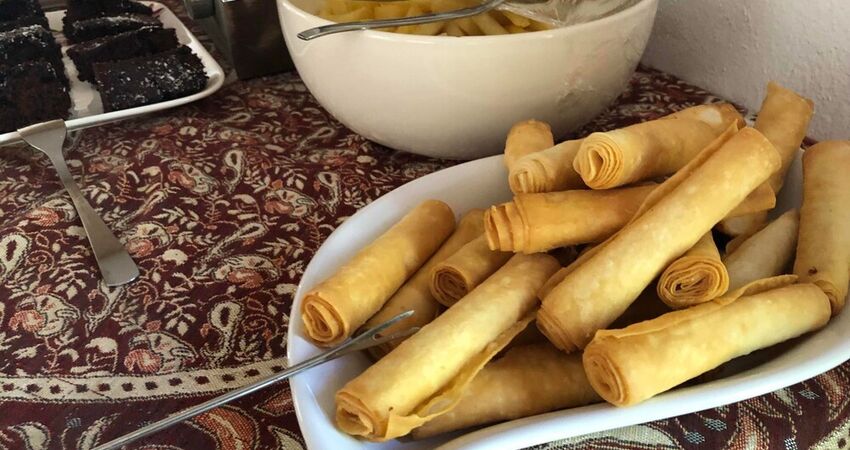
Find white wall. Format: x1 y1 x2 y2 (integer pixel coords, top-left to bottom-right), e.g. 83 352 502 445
642 0 850 141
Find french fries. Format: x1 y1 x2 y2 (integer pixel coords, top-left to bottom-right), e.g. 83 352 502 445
317 0 551 36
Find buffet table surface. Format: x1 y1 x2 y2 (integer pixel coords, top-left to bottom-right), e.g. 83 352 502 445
0 2 846 449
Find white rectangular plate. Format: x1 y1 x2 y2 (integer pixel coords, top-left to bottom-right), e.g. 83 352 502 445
288 151 850 450
0 1 225 146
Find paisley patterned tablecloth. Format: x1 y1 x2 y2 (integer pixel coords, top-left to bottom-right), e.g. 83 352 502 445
0 2 847 449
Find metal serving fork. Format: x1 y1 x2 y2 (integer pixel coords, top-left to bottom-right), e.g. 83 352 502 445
91 310 419 450
297 0 545 40
18 120 139 287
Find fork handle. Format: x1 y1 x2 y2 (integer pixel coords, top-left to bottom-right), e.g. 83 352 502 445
43 151 140 287
297 0 506 40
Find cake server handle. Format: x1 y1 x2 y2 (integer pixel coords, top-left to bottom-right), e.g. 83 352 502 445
91 310 419 450
18 120 140 287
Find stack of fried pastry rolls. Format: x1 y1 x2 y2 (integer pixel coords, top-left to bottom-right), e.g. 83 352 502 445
538 127 781 352
296 80 850 443
335 254 558 440
583 277 831 406
508 103 743 194
301 200 455 347
364 209 486 356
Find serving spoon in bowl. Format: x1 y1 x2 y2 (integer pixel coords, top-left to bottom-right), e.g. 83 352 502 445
296 0 637 40
298 0 539 40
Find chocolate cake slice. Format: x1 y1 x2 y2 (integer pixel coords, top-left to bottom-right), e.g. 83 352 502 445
0 14 48 32
0 25 66 84
64 13 161 43
0 0 46 22
63 0 153 31
0 60 71 133
93 46 208 112
68 26 179 82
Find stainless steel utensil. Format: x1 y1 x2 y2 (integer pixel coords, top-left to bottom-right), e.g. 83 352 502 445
298 0 509 40
297 0 637 40
92 310 419 450
18 120 140 287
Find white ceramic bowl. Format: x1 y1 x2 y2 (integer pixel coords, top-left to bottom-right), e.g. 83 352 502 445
276 0 658 159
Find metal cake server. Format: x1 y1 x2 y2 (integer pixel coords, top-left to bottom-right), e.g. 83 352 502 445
92 310 419 450
18 120 139 287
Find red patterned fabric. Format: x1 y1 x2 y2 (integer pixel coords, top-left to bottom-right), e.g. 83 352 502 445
0 2 845 449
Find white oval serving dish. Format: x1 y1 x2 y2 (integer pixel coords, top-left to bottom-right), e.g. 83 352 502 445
287 150 850 450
